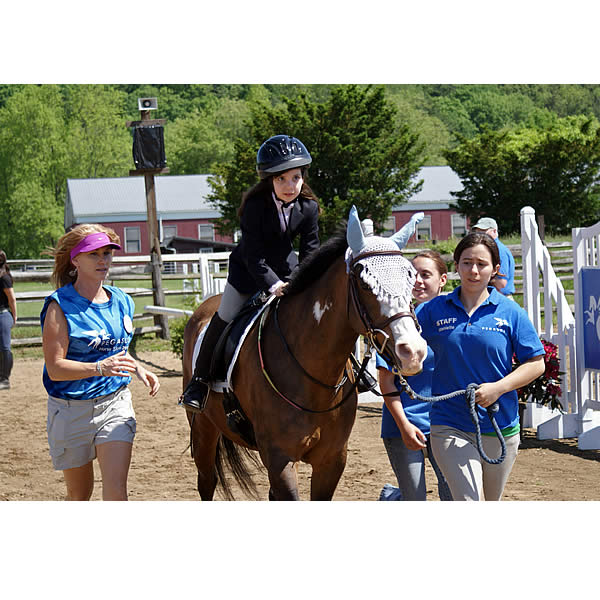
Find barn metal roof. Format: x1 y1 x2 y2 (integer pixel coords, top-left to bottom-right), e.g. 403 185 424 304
65 174 219 227
66 166 464 227
394 165 463 211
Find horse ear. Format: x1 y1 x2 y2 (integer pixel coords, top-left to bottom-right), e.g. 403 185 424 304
347 205 366 254
391 212 424 249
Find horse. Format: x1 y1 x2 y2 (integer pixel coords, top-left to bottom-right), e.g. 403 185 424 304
181 207 428 500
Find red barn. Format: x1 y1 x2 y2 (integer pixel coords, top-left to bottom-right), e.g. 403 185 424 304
65 174 233 256
389 166 467 242
65 166 467 256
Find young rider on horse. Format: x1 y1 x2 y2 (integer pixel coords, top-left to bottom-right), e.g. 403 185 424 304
179 135 320 413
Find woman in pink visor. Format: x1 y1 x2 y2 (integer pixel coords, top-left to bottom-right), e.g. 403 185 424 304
41 224 160 500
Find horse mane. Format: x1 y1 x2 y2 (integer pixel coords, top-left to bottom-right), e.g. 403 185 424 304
285 220 348 296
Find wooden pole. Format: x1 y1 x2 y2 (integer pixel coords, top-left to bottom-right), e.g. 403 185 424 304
144 171 170 339
128 105 170 340
537 214 545 243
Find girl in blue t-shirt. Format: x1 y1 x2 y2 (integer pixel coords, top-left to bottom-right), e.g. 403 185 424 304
418 232 545 501
41 224 160 501
377 250 452 501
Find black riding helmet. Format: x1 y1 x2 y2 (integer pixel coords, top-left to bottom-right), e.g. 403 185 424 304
256 135 312 179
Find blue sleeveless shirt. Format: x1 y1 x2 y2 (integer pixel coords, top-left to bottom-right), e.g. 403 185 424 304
40 284 135 400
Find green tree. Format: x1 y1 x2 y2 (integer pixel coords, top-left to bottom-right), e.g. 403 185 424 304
0 84 135 257
386 85 452 165
0 180 63 258
444 116 600 234
62 84 131 179
165 98 250 174
209 84 424 239
0 85 67 257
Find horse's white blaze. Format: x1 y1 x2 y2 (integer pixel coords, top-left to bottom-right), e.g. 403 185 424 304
313 299 332 324
381 298 427 376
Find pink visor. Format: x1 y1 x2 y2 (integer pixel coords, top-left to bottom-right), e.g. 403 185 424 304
70 232 121 260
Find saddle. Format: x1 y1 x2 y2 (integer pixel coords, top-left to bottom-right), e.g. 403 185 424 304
208 291 271 382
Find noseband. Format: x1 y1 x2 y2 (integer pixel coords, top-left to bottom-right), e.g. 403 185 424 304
347 250 420 364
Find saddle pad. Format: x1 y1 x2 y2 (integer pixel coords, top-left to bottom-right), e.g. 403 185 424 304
191 295 275 393
226 296 275 389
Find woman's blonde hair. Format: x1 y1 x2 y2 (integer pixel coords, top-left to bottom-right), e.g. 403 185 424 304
47 224 121 289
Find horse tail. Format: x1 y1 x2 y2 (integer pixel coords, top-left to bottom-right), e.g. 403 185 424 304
215 435 262 501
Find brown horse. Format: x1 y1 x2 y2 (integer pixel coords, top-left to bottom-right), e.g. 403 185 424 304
182 208 427 500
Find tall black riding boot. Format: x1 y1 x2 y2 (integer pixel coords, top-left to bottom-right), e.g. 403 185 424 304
0 350 12 390
179 314 229 413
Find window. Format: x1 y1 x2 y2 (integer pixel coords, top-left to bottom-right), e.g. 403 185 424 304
382 216 396 237
233 229 242 243
451 214 467 238
162 224 177 242
198 223 215 241
124 226 141 253
416 215 432 241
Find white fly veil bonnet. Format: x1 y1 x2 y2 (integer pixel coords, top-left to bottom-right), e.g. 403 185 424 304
346 207 425 312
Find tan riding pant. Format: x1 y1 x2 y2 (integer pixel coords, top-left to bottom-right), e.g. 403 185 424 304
430 425 520 501
217 282 251 323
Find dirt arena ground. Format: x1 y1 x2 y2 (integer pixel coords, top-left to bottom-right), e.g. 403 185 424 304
2 350 600 501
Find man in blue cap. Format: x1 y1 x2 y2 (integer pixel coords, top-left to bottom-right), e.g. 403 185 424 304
472 217 515 300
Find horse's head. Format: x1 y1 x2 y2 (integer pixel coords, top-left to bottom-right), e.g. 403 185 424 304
346 206 427 376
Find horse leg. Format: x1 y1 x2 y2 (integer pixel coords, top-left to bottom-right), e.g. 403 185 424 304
188 412 220 501
262 448 300 500
309 450 348 501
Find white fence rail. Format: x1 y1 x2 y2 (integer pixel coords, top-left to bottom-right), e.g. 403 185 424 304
520 206 600 449
520 206 576 413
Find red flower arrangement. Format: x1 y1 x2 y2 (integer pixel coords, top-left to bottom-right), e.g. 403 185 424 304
514 339 564 412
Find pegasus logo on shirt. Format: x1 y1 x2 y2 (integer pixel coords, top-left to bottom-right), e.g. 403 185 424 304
482 318 509 333
82 329 111 349
494 318 509 329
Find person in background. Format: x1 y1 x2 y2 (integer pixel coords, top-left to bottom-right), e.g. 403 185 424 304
377 250 452 501
179 134 320 413
0 250 16 390
471 217 515 299
41 224 160 500
418 232 545 500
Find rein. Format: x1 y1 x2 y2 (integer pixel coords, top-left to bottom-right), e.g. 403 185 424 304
257 300 361 414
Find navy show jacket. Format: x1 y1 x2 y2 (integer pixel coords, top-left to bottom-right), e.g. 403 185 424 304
227 192 320 295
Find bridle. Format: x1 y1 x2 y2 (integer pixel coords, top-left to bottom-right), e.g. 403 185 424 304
347 250 420 373
257 248 420 413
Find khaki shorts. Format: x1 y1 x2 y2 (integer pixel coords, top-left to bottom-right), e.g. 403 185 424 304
46 386 136 471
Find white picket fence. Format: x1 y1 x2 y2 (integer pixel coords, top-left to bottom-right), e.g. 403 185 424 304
520 206 600 449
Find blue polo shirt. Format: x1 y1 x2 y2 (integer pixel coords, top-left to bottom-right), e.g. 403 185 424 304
495 238 515 296
416 287 544 433
376 347 434 438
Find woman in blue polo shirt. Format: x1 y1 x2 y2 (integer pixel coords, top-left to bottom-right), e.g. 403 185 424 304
417 232 545 501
